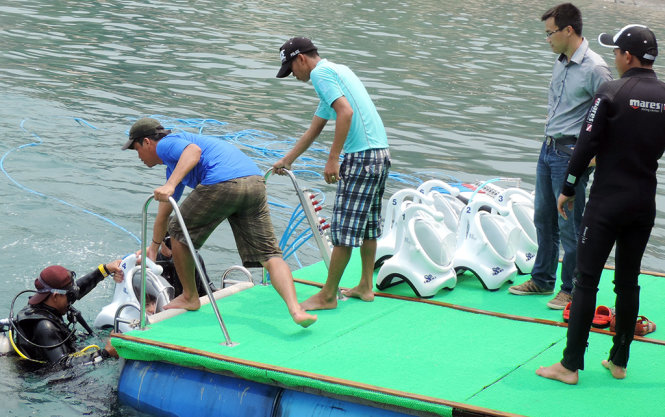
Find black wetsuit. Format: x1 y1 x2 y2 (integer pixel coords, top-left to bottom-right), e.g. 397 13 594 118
560 67 665 370
14 268 111 368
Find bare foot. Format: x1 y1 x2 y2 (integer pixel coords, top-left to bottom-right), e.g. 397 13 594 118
602 360 627 379
292 309 318 328
300 291 338 311
163 294 201 311
340 286 375 302
536 362 579 385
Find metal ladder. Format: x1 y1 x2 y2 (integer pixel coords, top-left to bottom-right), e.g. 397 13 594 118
264 168 333 269
264 169 347 300
138 195 236 346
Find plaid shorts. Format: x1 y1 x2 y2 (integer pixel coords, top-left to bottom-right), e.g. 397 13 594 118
169 175 282 268
331 148 391 247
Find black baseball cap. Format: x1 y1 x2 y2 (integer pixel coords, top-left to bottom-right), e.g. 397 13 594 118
276 37 317 78
598 24 658 61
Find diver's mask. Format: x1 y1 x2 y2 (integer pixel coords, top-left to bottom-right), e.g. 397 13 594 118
36 271 80 304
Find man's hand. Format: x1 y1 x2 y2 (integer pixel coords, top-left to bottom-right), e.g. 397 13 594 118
159 242 172 258
135 246 158 264
324 159 340 184
105 259 125 283
154 184 175 202
272 158 292 176
104 336 119 359
557 193 575 220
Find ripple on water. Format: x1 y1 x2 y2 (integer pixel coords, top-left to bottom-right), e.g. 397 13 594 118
3 1 665 415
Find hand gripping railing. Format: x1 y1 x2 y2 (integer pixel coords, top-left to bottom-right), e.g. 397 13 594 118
140 195 236 346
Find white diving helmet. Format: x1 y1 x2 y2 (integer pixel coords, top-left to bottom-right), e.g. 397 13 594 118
376 205 457 298
94 253 174 333
453 195 520 290
493 188 537 274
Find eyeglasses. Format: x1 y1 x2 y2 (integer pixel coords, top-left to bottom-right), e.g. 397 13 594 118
545 27 566 38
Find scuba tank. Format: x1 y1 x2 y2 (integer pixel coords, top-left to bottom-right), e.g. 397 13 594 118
5 290 80 362
0 318 11 354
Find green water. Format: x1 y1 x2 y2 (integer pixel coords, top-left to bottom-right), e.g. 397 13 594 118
2 0 665 415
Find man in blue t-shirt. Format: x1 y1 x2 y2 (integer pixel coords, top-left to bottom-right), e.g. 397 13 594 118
273 37 391 311
122 118 316 327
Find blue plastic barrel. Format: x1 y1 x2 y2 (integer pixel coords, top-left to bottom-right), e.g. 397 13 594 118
118 360 279 417
118 360 415 417
275 389 414 417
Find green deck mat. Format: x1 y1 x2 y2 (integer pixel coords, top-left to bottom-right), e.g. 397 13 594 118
293 249 665 342
114 252 665 416
470 334 665 417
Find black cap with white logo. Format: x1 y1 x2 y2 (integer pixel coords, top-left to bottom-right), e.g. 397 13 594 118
276 37 317 78
598 24 658 61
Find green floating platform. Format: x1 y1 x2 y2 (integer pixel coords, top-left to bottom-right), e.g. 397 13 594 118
113 250 665 417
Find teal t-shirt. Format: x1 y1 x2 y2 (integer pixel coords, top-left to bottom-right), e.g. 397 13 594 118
311 59 388 153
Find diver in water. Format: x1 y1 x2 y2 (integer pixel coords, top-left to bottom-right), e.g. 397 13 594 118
9 261 124 368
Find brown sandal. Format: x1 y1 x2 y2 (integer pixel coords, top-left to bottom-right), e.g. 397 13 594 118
635 316 657 336
610 314 657 336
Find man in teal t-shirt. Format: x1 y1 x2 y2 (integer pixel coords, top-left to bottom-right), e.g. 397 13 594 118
273 37 391 311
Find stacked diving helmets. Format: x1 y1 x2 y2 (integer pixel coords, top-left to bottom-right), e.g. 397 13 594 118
374 179 537 298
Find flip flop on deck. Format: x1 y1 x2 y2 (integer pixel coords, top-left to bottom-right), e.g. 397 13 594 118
592 305 613 328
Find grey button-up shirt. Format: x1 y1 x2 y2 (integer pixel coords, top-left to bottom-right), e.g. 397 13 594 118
545 38 612 138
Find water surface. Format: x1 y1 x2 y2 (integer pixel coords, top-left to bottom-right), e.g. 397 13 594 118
2 0 665 415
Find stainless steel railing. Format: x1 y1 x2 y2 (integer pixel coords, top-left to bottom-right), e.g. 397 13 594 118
140 195 236 346
264 168 333 270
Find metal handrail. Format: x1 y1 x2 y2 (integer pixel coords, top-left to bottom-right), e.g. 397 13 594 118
221 266 254 288
264 168 333 270
264 169 345 301
113 303 141 333
141 195 236 346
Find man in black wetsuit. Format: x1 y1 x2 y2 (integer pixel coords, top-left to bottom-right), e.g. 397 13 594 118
13 261 124 368
537 24 665 384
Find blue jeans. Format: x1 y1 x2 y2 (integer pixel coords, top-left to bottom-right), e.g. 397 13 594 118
532 141 591 293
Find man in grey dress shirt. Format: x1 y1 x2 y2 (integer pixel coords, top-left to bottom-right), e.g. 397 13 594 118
509 3 612 309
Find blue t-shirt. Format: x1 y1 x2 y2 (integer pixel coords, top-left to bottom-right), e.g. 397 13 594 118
310 59 388 153
156 131 261 200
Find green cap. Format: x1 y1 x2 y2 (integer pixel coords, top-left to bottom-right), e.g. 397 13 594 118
122 117 165 150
